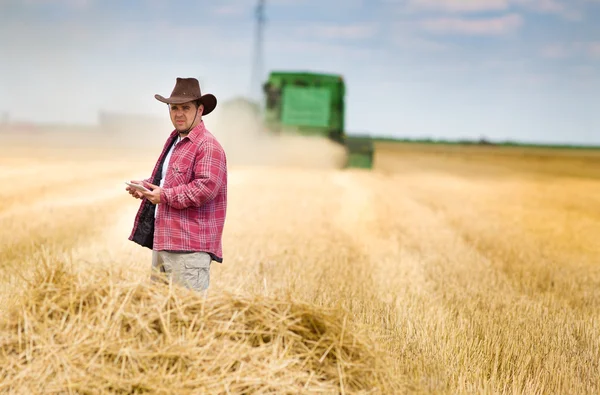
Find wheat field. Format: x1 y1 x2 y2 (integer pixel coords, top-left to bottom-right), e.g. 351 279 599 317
1 136 599 394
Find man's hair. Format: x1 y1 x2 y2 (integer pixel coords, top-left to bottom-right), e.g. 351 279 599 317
168 100 203 110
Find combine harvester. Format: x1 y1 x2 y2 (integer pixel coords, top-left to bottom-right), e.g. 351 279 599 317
261 71 374 169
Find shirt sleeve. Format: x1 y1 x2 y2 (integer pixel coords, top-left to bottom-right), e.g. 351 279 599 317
160 141 227 209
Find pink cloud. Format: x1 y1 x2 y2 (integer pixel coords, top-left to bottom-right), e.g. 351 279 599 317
420 13 523 35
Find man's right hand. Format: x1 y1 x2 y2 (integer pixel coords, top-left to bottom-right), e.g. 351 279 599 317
126 180 145 199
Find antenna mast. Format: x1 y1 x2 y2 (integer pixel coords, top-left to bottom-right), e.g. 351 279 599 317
250 0 266 102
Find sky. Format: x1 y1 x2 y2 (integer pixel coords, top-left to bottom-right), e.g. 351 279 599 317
0 0 599 144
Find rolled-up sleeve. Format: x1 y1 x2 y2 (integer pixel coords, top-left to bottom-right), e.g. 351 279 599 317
161 142 227 209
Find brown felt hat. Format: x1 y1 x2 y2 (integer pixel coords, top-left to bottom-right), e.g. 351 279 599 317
155 77 217 116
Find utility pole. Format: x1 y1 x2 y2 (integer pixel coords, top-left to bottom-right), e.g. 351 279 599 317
250 0 266 105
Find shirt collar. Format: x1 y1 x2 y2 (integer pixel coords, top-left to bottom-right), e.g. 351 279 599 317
170 120 205 143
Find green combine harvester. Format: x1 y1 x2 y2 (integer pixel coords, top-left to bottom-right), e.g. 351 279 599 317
261 71 374 169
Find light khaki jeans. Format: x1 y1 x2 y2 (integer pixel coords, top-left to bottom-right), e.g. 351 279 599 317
151 250 212 292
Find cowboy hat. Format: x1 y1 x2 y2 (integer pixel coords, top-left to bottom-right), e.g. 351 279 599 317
155 77 217 116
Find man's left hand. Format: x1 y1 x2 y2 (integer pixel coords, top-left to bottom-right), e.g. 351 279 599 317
141 182 162 204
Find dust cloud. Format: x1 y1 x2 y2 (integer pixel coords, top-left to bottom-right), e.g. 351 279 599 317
0 98 348 169
208 99 348 170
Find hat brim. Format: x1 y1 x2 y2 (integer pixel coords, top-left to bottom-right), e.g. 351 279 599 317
154 93 217 116
199 94 217 116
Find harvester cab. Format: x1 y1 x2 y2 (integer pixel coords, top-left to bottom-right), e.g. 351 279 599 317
261 71 374 169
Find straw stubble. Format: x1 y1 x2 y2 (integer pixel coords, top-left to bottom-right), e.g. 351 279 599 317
1 258 395 394
1 140 600 394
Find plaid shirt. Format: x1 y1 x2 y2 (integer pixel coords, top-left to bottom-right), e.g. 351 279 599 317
128 121 227 262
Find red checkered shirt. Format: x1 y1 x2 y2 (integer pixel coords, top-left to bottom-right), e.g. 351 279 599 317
128 121 227 262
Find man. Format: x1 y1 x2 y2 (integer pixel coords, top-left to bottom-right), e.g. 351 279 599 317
126 77 227 293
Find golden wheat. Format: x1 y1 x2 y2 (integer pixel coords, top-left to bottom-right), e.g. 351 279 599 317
1 140 599 394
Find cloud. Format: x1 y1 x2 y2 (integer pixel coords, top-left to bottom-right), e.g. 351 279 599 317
293 23 378 40
211 5 248 16
207 0 258 17
390 20 455 51
393 34 455 52
505 71 556 87
387 0 583 21
511 0 582 20
0 14 252 66
540 43 572 58
540 41 600 59
269 0 363 6
267 38 377 60
419 13 523 35
1 0 92 8
407 0 510 13
585 42 600 58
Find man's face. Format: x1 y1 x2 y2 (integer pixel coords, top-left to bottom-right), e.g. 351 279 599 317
169 101 203 132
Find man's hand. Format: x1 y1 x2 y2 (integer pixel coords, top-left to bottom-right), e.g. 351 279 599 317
125 180 145 199
140 182 162 204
